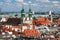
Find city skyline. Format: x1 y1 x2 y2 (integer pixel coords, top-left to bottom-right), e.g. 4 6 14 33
0 0 60 12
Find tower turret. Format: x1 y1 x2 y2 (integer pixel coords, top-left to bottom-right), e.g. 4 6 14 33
49 11 53 22
21 3 25 18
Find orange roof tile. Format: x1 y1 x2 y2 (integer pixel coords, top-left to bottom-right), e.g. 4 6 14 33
23 29 40 37
37 18 50 21
56 19 60 22
40 21 52 24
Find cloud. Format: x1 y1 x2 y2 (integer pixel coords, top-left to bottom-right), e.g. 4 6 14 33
28 1 40 6
31 4 39 6
52 1 59 3
28 1 32 3
15 0 23 3
0 2 3 8
3 0 12 6
0 2 3 5
14 3 22 7
36 0 49 2
2 3 22 12
23 3 29 5
52 1 60 7
3 0 23 7
4 0 11 3
54 4 60 7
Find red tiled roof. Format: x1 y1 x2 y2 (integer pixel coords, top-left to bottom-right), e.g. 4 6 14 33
32 18 52 25
56 19 60 22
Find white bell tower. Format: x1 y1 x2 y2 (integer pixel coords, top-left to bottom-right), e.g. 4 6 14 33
49 11 53 22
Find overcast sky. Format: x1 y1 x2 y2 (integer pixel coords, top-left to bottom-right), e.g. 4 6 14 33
0 0 60 12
